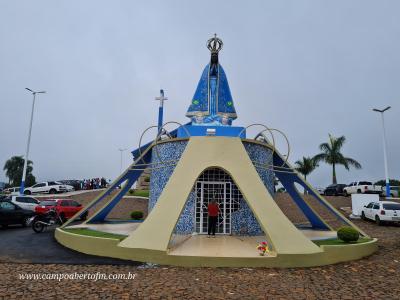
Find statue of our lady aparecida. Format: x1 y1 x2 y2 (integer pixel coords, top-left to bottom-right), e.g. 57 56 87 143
186 35 237 126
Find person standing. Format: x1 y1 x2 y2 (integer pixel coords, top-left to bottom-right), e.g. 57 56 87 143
207 199 219 237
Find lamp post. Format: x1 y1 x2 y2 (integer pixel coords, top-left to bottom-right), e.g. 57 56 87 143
118 148 127 175
20 88 46 195
373 106 391 198
155 89 168 133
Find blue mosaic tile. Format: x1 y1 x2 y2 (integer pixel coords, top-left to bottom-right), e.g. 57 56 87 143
149 141 188 212
228 142 274 235
242 142 275 195
231 200 264 235
174 192 195 234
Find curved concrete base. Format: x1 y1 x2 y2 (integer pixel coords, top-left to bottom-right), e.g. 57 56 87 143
55 228 378 268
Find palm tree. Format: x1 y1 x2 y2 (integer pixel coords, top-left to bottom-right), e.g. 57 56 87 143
3 156 36 187
294 157 319 181
313 134 362 184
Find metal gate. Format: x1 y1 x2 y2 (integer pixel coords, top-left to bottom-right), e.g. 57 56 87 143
195 181 232 234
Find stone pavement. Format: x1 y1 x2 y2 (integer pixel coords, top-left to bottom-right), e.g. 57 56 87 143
0 196 399 299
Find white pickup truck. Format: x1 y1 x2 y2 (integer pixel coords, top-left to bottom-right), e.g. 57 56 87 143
23 181 71 195
343 181 382 196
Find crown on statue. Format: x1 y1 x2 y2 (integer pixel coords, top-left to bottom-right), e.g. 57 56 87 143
207 34 223 54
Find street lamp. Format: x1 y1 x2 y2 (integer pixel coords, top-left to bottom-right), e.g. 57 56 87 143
372 106 391 198
20 88 46 195
118 148 127 175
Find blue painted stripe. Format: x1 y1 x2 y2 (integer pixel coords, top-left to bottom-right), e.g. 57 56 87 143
273 152 329 230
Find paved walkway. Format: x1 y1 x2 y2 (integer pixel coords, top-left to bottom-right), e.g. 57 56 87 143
68 222 140 235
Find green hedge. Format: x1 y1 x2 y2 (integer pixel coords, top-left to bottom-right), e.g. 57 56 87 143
130 211 144 220
337 226 360 243
127 189 149 197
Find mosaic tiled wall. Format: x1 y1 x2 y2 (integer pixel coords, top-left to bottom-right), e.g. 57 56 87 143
149 140 195 234
242 142 275 195
174 192 195 234
231 142 274 235
148 140 188 211
149 139 274 235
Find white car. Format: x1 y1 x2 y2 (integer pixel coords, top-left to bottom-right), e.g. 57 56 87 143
361 201 400 225
3 187 20 196
7 196 40 211
316 187 325 195
343 181 382 196
24 181 68 195
55 181 74 192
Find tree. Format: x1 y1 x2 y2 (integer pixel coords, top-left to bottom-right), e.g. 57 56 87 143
3 156 36 187
313 134 361 184
294 157 319 194
294 157 319 181
374 179 400 187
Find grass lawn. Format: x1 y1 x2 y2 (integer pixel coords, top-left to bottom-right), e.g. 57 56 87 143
313 237 372 246
63 228 128 241
127 189 149 197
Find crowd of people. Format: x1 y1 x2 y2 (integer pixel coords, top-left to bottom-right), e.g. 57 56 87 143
81 177 108 190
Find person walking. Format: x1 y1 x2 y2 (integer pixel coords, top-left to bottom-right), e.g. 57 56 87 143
207 199 219 237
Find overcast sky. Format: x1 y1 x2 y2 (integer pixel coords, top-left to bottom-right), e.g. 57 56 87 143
0 1 399 188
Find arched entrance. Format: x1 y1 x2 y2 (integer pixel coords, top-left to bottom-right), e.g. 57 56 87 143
195 168 242 234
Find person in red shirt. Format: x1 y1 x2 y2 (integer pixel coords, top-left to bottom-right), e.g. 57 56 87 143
207 199 220 237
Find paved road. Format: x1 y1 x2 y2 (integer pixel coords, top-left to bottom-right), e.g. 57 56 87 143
0 225 140 265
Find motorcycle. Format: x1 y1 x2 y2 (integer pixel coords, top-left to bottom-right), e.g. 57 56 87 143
30 209 64 233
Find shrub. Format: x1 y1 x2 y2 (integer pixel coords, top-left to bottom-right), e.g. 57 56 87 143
337 226 360 243
130 211 144 220
127 189 149 197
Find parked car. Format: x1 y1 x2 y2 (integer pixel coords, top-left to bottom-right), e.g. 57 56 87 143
24 181 69 195
3 187 20 196
316 187 325 195
361 201 400 225
0 201 34 228
343 181 382 196
34 199 87 221
382 186 400 198
4 196 40 211
55 181 74 192
324 184 347 196
58 180 81 191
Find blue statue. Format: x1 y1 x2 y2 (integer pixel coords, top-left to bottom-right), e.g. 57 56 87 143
186 35 237 126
